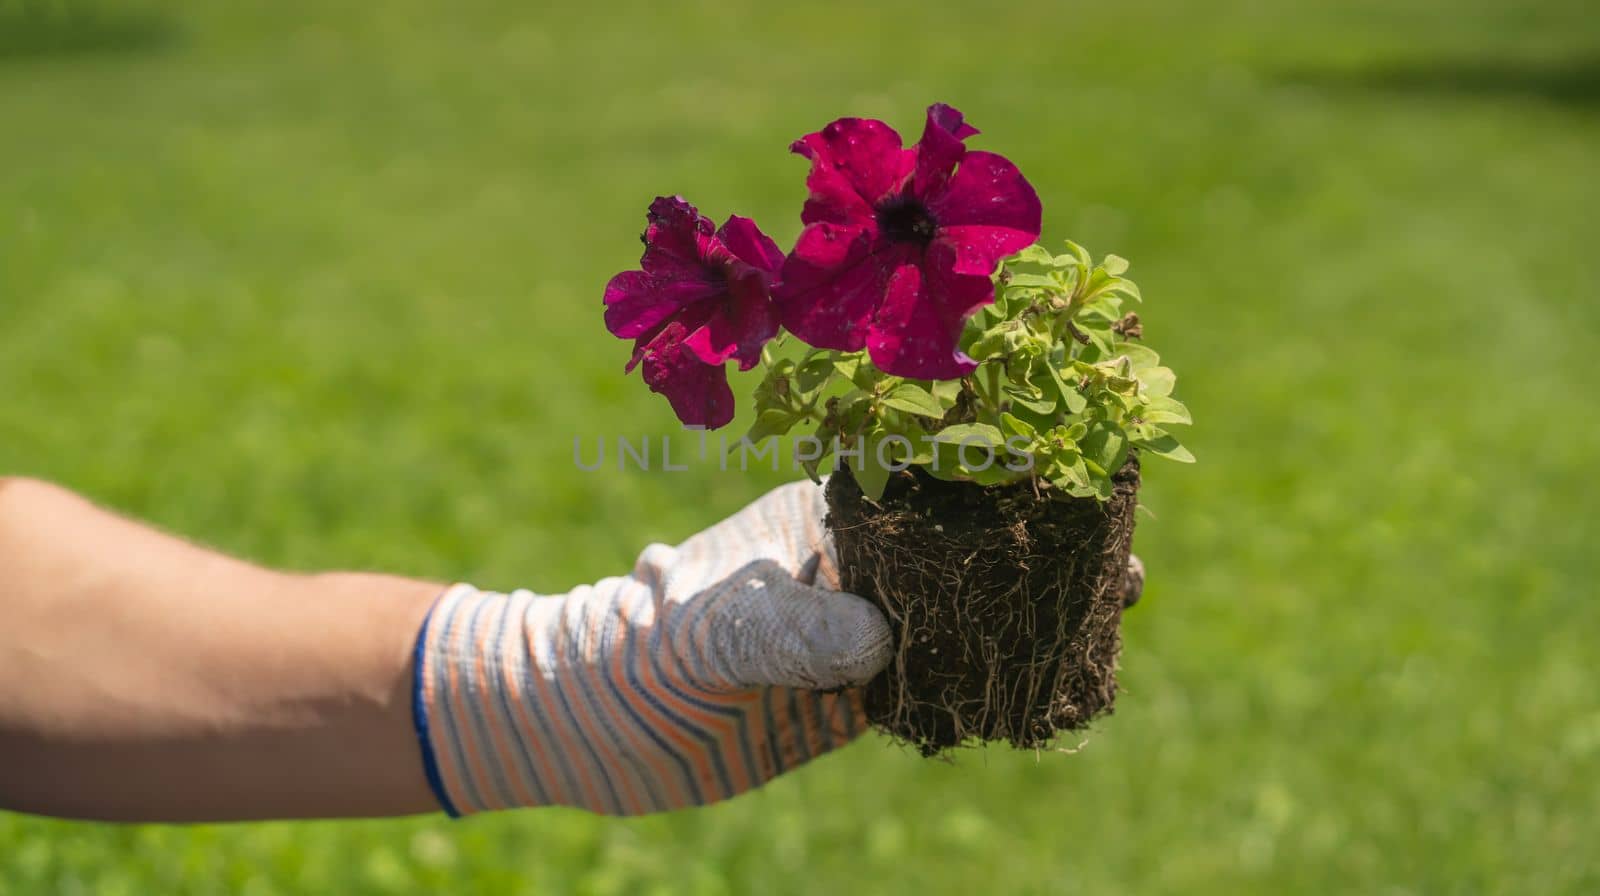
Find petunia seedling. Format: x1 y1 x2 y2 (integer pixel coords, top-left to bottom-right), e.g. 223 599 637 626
602 105 1192 499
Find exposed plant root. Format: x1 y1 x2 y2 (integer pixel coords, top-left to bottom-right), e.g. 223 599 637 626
826 459 1139 756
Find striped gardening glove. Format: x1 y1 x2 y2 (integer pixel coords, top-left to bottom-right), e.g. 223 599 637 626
412 481 894 816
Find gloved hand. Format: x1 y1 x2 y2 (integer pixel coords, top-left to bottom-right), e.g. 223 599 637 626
412 481 895 816
1121 553 1145 608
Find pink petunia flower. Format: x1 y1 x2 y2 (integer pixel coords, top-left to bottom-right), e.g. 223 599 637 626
605 196 784 428
774 104 1042 379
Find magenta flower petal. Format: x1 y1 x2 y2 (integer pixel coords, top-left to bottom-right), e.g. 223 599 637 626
926 149 1042 277
669 215 782 368
638 196 717 282
602 270 670 338
792 118 914 226
776 105 1041 378
912 103 979 200
646 194 712 233
604 272 720 339
865 242 991 379
775 223 889 351
717 215 785 273
636 322 736 429
605 197 782 429
927 102 979 140
681 271 778 369
645 195 715 247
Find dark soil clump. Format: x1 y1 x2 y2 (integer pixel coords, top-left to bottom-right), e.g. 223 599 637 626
826 459 1140 755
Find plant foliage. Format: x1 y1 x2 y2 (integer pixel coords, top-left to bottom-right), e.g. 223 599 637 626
745 242 1194 501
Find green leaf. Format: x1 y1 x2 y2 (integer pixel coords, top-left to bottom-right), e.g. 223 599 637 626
965 462 1027 486
743 409 800 444
1137 365 1176 397
1002 402 1056 437
933 423 1012 478
847 358 879 391
795 353 836 395
1063 240 1093 270
1101 254 1129 276
1079 300 1123 328
1139 432 1196 463
967 323 1020 361
1085 326 1115 356
1040 356 1088 414
922 444 968 482
1052 478 1101 500
1003 384 1056 415
930 379 962 408
1006 272 1060 289
1113 342 1161 370
752 359 796 413
849 455 892 502
832 391 874 434
936 444 1029 486
1081 422 1130 474
832 353 862 383
901 423 937 464
1046 453 1094 495
1012 243 1054 265
934 423 1004 446
999 411 1037 440
882 382 946 418
1140 395 1191 425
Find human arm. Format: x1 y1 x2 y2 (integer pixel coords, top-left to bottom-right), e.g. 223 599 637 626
0 477 896 821
0 476 442 821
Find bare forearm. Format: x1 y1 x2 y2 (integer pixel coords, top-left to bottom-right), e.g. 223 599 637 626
0 477 442 821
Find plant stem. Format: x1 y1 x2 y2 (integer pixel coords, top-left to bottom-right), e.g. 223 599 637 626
984 362 1003 413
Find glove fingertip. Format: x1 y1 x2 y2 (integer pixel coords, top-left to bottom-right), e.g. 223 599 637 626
804 590 892 690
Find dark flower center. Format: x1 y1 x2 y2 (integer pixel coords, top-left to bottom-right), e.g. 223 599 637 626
875 195 938 247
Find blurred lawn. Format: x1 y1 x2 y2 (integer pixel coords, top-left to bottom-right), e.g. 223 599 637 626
3 0 1599 893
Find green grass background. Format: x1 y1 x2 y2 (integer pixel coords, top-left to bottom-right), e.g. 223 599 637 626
3 0 1598 892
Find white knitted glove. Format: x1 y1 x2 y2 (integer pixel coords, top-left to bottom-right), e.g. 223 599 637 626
412 481 893 816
